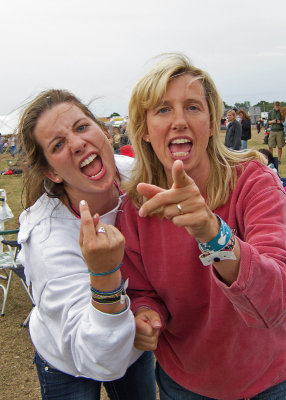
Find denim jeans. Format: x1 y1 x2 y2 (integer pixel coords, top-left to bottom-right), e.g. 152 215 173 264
156 362 286 400
34 351 156 400
241 140 248 150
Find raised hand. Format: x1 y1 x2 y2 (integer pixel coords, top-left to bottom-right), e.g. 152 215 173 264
79 200 125 275
138 160 219 243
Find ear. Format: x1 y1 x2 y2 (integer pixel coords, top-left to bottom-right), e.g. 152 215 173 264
143 132 151 142
43 167 63 184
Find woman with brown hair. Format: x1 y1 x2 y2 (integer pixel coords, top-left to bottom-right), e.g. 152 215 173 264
17 89 156 400
238 109 251 149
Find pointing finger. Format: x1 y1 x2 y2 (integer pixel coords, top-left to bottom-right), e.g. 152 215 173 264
172 160 193 189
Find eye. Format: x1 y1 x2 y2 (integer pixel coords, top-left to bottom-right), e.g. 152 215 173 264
158 107 170 114
77 124 87 132
52 141 64 152
187 105 199 111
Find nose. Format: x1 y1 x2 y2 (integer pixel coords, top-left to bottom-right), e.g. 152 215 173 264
67 134 86 153
171 108 188 130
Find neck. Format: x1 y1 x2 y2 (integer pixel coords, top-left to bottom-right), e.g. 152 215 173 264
65 183 119 218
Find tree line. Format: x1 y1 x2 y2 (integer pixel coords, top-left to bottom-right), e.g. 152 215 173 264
223 100 286 112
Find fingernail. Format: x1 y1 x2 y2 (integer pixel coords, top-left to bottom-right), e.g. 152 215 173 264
80 200 86 206
138 208 145 217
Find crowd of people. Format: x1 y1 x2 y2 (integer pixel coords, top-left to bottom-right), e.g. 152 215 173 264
0 133 17 156
3 53 286 400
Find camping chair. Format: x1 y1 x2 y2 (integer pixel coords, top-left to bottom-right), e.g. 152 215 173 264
0 189 35 326
0 229 35 326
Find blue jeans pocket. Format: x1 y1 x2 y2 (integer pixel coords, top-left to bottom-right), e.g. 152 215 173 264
34 352 101 400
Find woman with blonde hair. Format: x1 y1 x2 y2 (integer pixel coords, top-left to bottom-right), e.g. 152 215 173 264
117 54 286 399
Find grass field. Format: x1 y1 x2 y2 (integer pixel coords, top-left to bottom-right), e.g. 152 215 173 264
0 127 285 399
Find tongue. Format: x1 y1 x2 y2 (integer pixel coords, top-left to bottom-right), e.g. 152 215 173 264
81 157 102 177
169 142 192 153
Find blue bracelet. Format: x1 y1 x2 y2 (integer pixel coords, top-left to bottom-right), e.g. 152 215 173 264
198 215 232 253
88 262 123 277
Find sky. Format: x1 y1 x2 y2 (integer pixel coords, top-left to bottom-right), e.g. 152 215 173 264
1 0 286 121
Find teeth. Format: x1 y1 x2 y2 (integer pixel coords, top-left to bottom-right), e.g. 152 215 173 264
80 154 97 168
173 152 189 157
171 138 191 144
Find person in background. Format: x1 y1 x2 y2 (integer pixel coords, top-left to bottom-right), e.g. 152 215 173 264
256 118 261 133
113 127 122 154
268 101 284 164
225 109 242 150
9 134 17 157
238 109 251 149
259 148 286 188
258 148 278 173
120 135 135 158
117 53 286 400
0 132 4 153
17 89 156 400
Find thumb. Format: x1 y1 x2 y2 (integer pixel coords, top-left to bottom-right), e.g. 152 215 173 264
172 159 192 189
146 310 162 329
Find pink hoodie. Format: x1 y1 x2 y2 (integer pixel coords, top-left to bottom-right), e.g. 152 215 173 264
117 160 286 400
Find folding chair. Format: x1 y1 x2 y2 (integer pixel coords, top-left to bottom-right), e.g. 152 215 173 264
0 189 35 326
0 229 35 326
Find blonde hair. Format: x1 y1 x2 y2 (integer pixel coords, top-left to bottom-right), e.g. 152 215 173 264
125 53 266 210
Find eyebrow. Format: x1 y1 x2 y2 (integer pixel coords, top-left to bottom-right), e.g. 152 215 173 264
47 118 85 149
154 98 205 109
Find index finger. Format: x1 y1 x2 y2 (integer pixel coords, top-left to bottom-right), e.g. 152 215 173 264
172 160 193 189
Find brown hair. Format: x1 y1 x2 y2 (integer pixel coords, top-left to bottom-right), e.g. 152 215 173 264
18 89 104 208
238 110 251 121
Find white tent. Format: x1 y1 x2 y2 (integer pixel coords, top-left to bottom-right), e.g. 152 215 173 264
0 110 21 136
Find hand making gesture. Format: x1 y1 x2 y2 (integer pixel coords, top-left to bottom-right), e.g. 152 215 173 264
79 200 125 275
138 160 219 243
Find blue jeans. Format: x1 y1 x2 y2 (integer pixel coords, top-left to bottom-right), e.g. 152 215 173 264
34 351 156 400
156 362 286 400
241 140 248 150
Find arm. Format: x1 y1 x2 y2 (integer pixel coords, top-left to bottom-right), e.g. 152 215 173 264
20 208 141 381
138 161 286 328
117 200 170 327
212 165 286 328
138 160 241 285
79 200 126 315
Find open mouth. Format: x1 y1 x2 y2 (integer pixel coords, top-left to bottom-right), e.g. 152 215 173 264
169 138 192 157
80 153 103 178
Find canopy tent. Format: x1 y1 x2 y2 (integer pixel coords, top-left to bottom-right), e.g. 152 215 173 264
0 111 20 136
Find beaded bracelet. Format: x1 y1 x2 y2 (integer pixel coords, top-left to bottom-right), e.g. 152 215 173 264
88 262 123 277
90 278 129 305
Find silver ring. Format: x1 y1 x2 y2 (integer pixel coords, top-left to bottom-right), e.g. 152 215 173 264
97 227 107 234
177 203 184 215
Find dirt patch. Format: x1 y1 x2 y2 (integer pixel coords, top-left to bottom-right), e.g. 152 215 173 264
0 277 112 399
